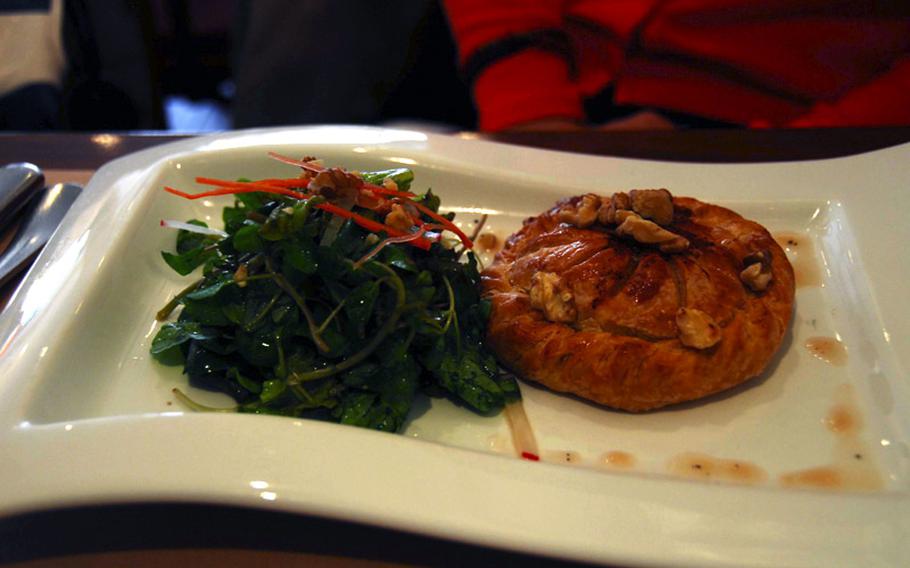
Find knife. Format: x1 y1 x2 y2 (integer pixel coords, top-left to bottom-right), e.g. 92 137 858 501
0 183 82 288
0 163 45 233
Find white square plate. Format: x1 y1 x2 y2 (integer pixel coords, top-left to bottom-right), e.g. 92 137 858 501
1 126 908 567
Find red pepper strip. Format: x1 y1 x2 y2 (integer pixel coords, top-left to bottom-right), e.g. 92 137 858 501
164 185 305 200
167 168 437 252
267 151 324 173
195 177 310 199
360 181 417 199
421 223 446 233
316 202 392 234
316 202 432 251
165 185 430 250
196 177 396 215
521 452 540 461
255 177 312 188
409 200 473 248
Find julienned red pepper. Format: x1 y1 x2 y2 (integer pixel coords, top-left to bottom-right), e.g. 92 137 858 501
252 177 311 188
360 181 417 199
194 176 408 241
164 185 308 201
263 152 472 248
165 179 432 251
194 177 311 199
316 202 432 251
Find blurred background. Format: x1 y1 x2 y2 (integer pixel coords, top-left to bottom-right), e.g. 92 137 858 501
0 0 476 133
1 0 907 134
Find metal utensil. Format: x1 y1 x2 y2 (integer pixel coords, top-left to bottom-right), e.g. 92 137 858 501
0 183 82 288
0 163 44 232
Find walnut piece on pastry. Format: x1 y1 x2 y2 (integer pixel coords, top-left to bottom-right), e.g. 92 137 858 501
675 308 721 349
582 188 690 253
615 212 689 253
557 193 600 228
629 188 674 226
481 192 795 412
740 249 773 291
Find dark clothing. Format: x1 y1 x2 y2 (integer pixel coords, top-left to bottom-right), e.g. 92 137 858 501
232 0 474 129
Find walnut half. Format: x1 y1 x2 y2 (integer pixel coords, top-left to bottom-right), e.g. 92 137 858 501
676 307 721 349
385 203 415 232
615 212 689 253
558 194 601 228
310 167 361 206
740 250 773 292
597 192 631 225
629 188 674 226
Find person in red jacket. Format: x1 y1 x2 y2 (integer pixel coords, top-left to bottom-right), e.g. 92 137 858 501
442 0 910 131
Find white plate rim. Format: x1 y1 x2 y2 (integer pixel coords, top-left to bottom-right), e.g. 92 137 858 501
0 125 908 568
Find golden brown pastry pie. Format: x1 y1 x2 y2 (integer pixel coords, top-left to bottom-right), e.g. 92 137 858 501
482 190 795 411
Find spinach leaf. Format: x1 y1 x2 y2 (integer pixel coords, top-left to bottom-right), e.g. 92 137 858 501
185 275 234 300
425 344 507 414
161 248 211 276
150 321 218 365
159 220 222 275
360 168 414 191
181 294 233 326
183 341 254 402
232 223 263 252
344 281 380 338
336 355 418 432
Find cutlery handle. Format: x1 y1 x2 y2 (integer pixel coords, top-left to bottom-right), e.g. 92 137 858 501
0 183 82 288
0 163 44 231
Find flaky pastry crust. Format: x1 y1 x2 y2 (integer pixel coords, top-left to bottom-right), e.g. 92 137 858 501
482 194 795 411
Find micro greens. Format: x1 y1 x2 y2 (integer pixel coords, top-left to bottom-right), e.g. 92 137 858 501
151 157 519 432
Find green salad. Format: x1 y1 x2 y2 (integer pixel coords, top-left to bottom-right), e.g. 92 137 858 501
150 154 519 432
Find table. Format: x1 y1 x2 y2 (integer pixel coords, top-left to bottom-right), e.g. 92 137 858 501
3 126 910 168
1 127 909 567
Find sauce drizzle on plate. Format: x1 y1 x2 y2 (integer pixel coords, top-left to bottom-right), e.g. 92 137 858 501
667 452 768 484
774 231 822 288
600 451 636 469
778 384 883 491
805 336 848 366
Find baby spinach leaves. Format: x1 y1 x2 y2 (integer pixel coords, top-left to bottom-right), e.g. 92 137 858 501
152 167 518 433
161 220 220 275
